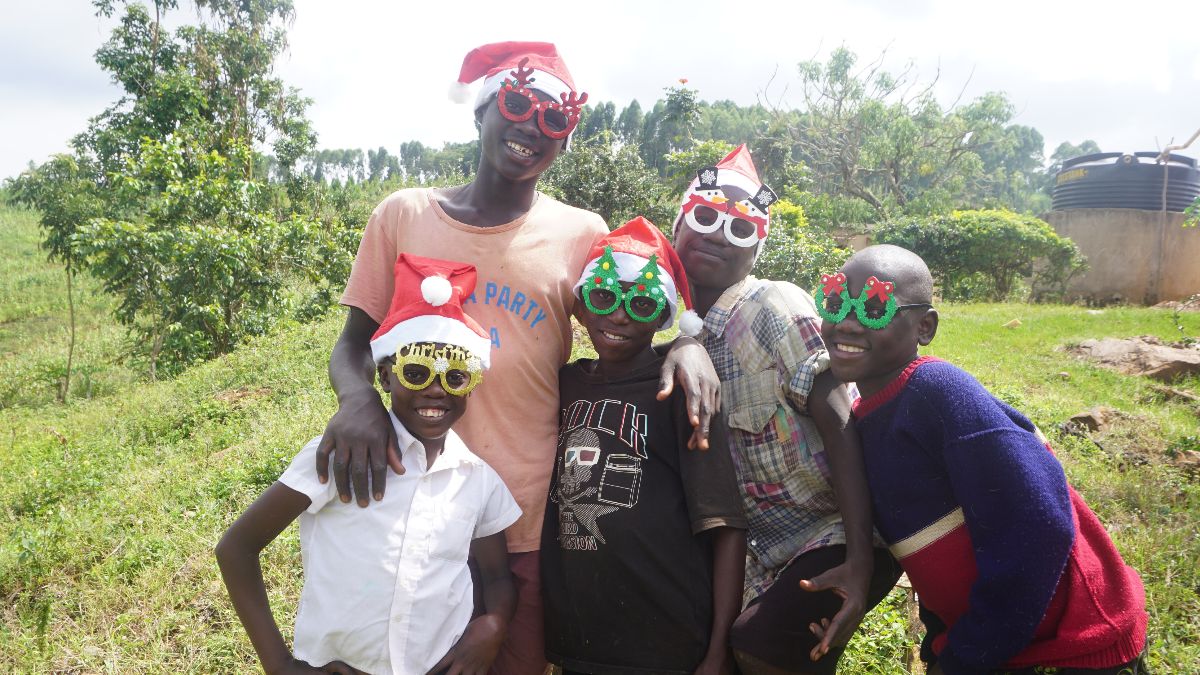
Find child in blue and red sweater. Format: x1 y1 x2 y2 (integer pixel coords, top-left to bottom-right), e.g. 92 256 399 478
816 244 1147 675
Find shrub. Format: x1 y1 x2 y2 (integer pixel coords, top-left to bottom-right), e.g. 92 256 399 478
752 198 852 291
874 209 1087 301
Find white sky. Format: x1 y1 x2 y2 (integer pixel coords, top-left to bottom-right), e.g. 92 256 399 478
3 0 1200 181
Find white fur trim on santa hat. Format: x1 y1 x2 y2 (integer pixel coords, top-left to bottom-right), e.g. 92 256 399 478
370 315 492 368
421 275 453 306
473 69 573 110
572 251 681 327
678 309 704 337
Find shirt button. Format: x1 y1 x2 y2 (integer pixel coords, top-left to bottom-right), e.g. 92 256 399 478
750 539 757 546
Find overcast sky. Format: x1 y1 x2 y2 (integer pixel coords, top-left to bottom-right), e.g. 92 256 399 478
3 0 1200 181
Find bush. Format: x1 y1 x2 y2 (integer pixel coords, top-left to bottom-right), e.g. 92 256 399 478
874 209 1087 301
74 134 339 377
541 132 674 228
752 198 852 291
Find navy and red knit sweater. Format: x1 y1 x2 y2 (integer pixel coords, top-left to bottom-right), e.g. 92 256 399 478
853 356 1146 674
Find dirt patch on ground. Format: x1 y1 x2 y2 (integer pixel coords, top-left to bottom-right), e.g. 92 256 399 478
1153 296 1200 312
1068 335 1200 381
213 385 272 406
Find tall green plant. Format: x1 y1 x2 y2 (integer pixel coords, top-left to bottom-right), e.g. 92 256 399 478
752 198 852 291
7 156 106 400
75 134 332 377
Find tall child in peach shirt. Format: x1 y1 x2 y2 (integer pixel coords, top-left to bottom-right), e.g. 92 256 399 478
317 42 720 675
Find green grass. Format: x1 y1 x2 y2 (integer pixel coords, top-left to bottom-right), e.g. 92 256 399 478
0 205 140 408
1 202 1198 671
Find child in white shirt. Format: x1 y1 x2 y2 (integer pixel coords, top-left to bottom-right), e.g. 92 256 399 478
217 254 520 675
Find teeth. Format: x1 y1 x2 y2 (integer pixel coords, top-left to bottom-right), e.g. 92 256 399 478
506 141 533 157
417 408 446 418
602 331 628 341
837 344 866 353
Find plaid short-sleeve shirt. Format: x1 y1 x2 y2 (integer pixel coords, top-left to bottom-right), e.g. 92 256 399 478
697 277 845 603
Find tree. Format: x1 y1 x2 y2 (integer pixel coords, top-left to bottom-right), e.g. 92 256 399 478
1044 139 1101 194
578 101 616 141
13 0 329 376
779 47 1038 220
664 140 736 194
616 100 643 146
542 132 673 227
76 133 334 376
7 155 106 400
751 198 851 291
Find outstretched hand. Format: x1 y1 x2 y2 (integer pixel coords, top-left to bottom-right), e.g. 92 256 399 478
316 388 402 507
658 337 720 450
798 561 870 662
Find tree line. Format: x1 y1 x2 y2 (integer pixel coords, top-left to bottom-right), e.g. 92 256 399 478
6 0 1096 393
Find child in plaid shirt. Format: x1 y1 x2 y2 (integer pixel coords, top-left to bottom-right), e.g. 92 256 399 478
671 146 901 675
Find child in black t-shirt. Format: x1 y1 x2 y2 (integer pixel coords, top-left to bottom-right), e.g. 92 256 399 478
541 216 748 675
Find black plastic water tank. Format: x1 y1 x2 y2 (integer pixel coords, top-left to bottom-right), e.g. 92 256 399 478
1052 152 1200 211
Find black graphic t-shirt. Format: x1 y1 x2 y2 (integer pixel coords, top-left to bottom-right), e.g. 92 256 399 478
541 356 747 675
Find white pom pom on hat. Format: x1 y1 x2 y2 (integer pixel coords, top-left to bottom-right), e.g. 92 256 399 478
421 275 453 306
448 81 471 104
678 309 704 337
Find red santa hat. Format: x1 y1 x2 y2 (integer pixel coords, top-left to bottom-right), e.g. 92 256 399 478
370 254 491 367
573 216 704 336
450 41 577 109
673 144 778 259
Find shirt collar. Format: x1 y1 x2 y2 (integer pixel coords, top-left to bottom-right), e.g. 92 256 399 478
388 409 478 475
701 276 760 338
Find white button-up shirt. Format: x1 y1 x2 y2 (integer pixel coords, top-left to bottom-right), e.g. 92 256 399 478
279 411 521 675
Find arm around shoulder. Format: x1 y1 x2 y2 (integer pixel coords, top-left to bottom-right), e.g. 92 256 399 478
319 306 400 507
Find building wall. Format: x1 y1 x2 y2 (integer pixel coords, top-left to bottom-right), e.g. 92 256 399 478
1045 208 1200 304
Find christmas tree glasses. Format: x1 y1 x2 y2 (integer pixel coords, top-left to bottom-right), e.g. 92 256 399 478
581 247 668 323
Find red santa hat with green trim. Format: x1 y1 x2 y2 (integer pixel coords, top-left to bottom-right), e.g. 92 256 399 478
369 254 491 367
450 41 577 109
573 216 704 336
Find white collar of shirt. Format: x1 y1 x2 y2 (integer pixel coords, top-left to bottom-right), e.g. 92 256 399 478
387 409 479 475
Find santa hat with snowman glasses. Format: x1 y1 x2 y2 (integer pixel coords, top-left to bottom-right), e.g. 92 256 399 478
672 144 778 261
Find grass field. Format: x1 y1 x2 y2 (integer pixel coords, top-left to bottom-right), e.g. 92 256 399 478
1 203 1198 672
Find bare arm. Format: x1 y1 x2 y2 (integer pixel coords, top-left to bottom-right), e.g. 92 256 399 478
656 336 721 450
425 533 515 675
215 482 325 674
694 526 746 675
798 369 875 660
318 307 401 506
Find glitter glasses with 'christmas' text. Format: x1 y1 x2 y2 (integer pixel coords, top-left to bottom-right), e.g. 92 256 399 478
391 343 483 396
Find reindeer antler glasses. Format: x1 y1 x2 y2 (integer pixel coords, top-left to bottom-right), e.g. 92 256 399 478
496 58 588 139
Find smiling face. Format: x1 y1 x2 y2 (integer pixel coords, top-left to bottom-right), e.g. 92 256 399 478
819 246 938 398
672 184 759 296
581 280 666 371
377 348 469 444
476 88 566 182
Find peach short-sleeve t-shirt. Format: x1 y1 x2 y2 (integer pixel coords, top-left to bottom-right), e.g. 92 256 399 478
341 187 607 552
